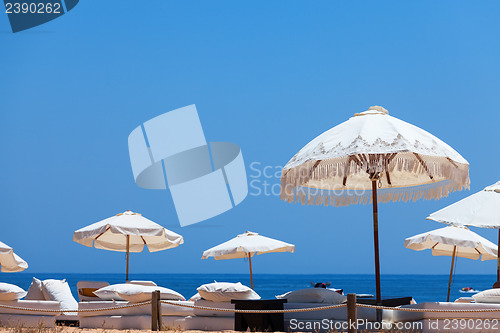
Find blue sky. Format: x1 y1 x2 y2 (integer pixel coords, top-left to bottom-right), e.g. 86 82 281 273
1 1 499 277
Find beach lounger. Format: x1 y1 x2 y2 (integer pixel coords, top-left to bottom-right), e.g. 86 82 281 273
77 281 110 302
0 300 61 328
392 302 500 333
78 300 194 329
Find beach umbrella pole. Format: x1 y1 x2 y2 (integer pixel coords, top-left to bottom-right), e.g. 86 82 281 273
447 246 457 302
248 253 254 290
371 179 382 305
494 230 500 289
126 235 130 282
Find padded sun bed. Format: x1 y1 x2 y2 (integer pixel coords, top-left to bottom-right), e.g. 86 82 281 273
78 300 195 329
81 315 188 330
392 302 500 333
178 316 234 330
0 300 61 328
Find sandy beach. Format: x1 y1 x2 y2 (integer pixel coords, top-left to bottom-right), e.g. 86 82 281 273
0 329 392 333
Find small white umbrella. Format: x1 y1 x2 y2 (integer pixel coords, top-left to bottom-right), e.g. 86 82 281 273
201 231 295 289
405 225 497 301
73 210 184 281
0 241 28 273
427 181 500 287
280 106 470 304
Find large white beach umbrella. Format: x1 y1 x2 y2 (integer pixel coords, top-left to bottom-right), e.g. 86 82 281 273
405 225 497 301
201 231 295 289
73 210 184 281
427 181 500 287
0 241 28 273
281 106 469 304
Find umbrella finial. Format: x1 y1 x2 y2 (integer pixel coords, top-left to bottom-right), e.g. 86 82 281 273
368 106 389 114
354 106 389 117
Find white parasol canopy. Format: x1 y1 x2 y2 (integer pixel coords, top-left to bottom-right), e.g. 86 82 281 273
427 181 500 287
405 226 497 261
73 210 184 280
0 241 28 273
202 231 295 289
281 106 469 205
405 225 497 301
280 106 470 304
428 181 500 229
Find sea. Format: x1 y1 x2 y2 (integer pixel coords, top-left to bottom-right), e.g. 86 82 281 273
0 273 495 303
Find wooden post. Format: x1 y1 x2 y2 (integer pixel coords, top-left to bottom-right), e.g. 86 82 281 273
126 235 130 282
152 291 159 331
371 180 381 305
248 253 254 290
447 246 457 302
156 290 162 330
347 293 357 333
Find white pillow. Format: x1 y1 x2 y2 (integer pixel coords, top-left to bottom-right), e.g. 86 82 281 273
25 277 45 300
127 280 157 287
473 289 500 303
197 282 260 302
93 284 126 301
189 293 202 301
0 282 27 301
276 288 347 304
95 284 185 303
41 279 78 311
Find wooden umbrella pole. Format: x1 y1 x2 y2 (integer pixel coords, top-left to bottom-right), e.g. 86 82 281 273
494 229 500 289
493 230 500 289
371 179 381 305
447 246 457 302
248 253 254 290
126 235 130 282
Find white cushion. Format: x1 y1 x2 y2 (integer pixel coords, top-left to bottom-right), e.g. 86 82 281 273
118 284 184 303
192 299 235 317
25 278 45 300
127 280 157 287
93 284 127 301
0 300 60 315
276 288 347 304
473 288 500 303
0 283 27 301
95 284 184 303
189 293 202 301
197 282 260 302
78 300 194 317
41 279 78 311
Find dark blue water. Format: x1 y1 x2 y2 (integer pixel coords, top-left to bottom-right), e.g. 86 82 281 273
0 273 495 303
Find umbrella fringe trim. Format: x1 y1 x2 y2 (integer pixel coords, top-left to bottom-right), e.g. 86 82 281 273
280 153 470 207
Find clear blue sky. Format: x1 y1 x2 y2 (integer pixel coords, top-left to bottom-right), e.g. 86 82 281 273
1 1 499 277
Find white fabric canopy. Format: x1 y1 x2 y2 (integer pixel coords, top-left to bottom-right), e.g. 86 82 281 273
202 231 295 260
405 225 497 301
427 181 500 229
281 106 470 206
73 210 184 252
405 226 498 261
0 241 28 273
